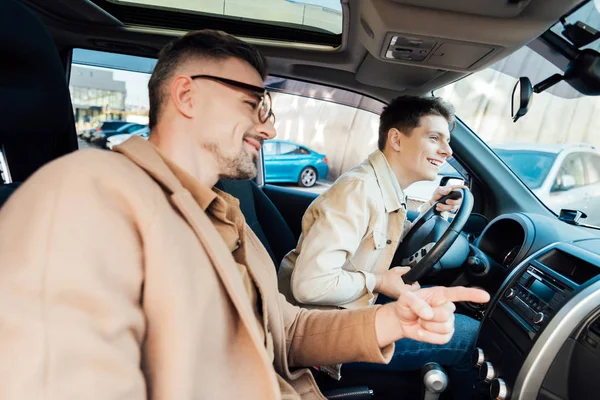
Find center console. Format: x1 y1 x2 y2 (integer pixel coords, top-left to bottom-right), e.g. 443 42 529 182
472 242 600 399
502 263 572 338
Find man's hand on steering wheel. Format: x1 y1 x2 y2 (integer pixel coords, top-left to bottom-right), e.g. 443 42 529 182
425 184 469 213
397 187 474 284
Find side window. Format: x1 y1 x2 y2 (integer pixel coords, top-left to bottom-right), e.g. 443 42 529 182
70 49 153 150
264 77 384 194
553 153 586 191
585 153 600 185
123 124 143 133
279 143 299 155
264 76 466 209
263 141 277 156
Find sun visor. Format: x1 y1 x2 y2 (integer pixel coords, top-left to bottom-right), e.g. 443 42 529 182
356 54 445 91
389 0 533 18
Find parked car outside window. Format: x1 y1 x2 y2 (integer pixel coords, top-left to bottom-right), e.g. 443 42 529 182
263 139 329 188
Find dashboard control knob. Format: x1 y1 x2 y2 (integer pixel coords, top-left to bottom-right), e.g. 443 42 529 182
504 288 517 300
467 256 485 273
533 312 547 325
490 378 508 400
472 347 485 367
479 361 495 382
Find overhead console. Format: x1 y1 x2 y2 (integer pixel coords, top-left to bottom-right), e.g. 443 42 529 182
381 33 495 69
473 242 600 399
355 0 582 73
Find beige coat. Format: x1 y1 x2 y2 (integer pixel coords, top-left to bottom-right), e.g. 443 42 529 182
279 150 411 310
0 137 392 400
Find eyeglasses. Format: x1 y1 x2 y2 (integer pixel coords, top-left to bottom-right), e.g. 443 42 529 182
190 75 275 124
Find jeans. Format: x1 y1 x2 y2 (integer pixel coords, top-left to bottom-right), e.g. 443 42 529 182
345 296 479 400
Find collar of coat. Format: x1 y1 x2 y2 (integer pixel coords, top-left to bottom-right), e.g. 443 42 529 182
368 150 407 213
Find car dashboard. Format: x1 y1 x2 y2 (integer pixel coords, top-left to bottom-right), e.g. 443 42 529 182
463 213 600 399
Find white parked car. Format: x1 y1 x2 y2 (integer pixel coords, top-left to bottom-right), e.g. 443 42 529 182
493 143 600 225
106 127 150 149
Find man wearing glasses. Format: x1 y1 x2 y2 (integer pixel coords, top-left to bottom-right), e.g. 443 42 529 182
0 30 488 399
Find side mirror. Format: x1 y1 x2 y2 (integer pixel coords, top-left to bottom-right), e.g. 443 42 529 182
511 77 533 122
553 174 576 191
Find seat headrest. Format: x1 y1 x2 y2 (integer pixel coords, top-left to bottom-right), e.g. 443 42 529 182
0 0 76 181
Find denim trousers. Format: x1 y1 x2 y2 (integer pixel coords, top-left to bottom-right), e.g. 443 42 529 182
344 296 479 400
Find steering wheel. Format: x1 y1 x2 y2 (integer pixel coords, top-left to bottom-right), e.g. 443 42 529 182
396 188 474 284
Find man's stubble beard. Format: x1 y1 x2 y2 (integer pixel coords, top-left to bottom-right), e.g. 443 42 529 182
204 142 257 180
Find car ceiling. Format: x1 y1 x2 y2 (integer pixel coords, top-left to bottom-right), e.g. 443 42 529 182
22 0 585 103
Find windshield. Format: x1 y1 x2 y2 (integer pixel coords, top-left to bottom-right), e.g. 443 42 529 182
494 150 557 189
436 0 600 227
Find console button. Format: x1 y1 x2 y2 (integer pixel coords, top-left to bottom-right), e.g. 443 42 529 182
533 312 547 325
504 288 516 300
490 378 508 400
479 361 495 382
514 297 534 318
472 347 485 367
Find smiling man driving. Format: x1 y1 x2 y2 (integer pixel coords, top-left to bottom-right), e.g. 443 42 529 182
278 96 480 399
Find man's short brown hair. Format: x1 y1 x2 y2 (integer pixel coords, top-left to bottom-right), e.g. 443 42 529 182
378 96 455 151
148 30 267 129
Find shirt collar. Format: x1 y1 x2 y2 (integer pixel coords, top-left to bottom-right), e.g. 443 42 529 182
114 135 239 213
368 150 406 213
163 155 241 214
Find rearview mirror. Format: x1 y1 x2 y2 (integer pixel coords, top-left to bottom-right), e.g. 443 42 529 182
511 77 533 122
553 174 576 192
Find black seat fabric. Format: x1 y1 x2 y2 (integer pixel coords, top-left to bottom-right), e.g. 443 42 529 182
0 0 77 182
216 179 297 270
0 183 20 208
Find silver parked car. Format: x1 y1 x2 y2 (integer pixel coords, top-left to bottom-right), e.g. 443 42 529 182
494 143 600 225
106 127 150 149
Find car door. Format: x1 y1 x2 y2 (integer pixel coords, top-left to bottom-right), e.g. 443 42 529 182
262 141 278 182
122 124 144 135
277 142 305 182
547 152 588 215
582 153 600 225
130 125 149 138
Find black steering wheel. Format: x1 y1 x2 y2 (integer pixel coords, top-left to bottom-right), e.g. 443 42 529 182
396 188 474 284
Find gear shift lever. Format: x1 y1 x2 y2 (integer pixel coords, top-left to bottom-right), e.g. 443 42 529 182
422 362 448 400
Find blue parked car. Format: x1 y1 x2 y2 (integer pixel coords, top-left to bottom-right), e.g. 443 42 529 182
263 139 329 187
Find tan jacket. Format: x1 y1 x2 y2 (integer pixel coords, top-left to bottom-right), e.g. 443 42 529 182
279 150 413 310
0 137 393 400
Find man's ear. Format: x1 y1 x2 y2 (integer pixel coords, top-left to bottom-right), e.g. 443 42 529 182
388 127 403 152
170 75 195 119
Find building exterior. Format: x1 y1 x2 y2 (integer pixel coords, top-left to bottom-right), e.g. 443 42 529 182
69 66 127 132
